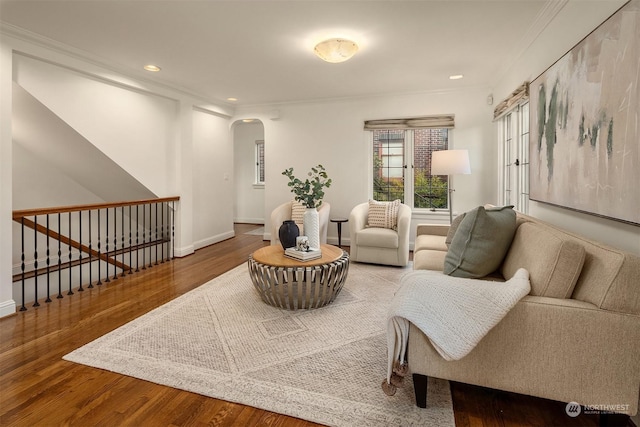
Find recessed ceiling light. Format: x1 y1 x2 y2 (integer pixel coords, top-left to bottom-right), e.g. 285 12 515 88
314 38 359 63
227 97 238 102
449 74 464 80
144 64 161 72
242 119 254 123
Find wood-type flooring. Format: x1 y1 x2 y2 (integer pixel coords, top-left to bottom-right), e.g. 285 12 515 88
1 224 634 426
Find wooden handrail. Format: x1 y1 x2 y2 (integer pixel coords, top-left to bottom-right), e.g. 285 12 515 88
12 196 180 220
18 217 130 271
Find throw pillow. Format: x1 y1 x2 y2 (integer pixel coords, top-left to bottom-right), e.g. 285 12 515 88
444 205 517 278
501 222 586 298
291 200 306 235
445 213 466 247
367 199 400 230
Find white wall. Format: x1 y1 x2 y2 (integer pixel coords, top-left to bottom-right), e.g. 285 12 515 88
0 42 15 317
1 34 235 315
235 86 496 246
191 109 235 249
492 0 640 255
14 54 176 197
233 121 265 224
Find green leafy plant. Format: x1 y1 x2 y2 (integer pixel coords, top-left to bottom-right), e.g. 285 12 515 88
282 164 332 209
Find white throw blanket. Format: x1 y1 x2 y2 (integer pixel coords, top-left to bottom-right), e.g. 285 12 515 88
386 268 530 383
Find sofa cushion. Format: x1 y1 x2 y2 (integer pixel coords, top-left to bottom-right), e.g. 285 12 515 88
367 199 400 230
291 200 306 234
356 227 399 249
501 222 586 298
413 249 447 271
415 234 448 252
445 213 466 247
444 205 516 278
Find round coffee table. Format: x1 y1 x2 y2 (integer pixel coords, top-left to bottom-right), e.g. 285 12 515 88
248 244 349 310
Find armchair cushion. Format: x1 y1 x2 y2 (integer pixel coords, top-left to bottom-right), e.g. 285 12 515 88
367 199 400 230
355 227 399 249
444 205 516 278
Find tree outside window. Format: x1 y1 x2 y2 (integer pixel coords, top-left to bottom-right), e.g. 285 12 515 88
372 128 449 210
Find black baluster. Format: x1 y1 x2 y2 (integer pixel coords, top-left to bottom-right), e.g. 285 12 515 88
33 216 40 307
135 204 140 273
121 206 126 277
105 208 110 283
113 207 118 281
142 204 146 270
161 202 165 263
20 218 26 311
128 205 133 274
57 213 63 299
155 202 159 265
45 215 51 303
171 201 176 260
148 202 153 268
67 213 73 296
88 210 93 288
97 210 102 285
78 211 84 292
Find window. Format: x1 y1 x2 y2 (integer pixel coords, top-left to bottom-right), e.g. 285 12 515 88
495 82 530 214
255 140 265 184
498 103 529 213
372 128 449 210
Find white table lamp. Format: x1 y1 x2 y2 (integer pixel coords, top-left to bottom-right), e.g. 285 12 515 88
431 149 471 224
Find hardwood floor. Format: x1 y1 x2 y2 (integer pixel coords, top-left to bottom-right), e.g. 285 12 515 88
0 223 634 426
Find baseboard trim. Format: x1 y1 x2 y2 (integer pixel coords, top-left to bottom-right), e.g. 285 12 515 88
0 299 17 318
174 244 195 258
193 230 235 251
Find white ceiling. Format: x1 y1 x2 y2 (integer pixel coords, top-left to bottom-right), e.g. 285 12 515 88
0 0 556 106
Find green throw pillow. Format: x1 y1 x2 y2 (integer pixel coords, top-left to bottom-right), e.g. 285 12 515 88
444 205 517 278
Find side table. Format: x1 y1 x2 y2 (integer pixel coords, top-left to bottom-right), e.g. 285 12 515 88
330 218 349 247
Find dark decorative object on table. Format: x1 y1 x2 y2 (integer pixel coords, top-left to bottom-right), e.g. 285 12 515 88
278 220 300 250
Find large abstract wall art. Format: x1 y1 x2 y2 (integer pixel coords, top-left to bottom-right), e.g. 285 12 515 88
530 0 639 225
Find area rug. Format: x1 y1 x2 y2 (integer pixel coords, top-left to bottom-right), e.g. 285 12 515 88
63 261 454 427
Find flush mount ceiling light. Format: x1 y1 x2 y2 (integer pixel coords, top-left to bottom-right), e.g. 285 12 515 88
449 74 464 80
226 97 238 102
314 38 359 63
143 64 161 72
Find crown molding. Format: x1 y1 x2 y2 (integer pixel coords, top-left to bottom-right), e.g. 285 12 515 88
490 0 569 88
1 21 234 116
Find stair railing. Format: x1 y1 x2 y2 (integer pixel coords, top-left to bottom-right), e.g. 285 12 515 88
12 197 179 311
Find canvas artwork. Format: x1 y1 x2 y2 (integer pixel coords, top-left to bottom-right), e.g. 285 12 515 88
530 0 639 225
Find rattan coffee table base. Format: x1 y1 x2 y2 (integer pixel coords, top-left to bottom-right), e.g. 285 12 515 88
248 248 349 310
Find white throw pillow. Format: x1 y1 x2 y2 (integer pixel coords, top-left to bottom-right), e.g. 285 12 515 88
291 200 306 235
367 199 400 230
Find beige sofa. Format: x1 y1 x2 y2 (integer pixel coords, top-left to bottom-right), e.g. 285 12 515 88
410 212 640 417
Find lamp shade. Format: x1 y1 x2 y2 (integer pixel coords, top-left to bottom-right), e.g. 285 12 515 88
314 38 359 63
431 150 471 175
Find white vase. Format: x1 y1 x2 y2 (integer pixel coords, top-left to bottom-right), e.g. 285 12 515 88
303 208 320 249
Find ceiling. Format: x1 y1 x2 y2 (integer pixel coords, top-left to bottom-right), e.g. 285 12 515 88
0 0 555 106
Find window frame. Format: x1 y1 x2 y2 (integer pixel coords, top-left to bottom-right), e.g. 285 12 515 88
369 128 451 214
254 139 265 186
497 102 529 213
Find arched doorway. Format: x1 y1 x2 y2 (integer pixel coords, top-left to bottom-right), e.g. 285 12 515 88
232 120 265 225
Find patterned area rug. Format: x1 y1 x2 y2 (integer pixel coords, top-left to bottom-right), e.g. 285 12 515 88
64 262 454 427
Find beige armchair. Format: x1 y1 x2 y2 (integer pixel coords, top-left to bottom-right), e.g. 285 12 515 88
270 201 331 246
349 202 411 267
